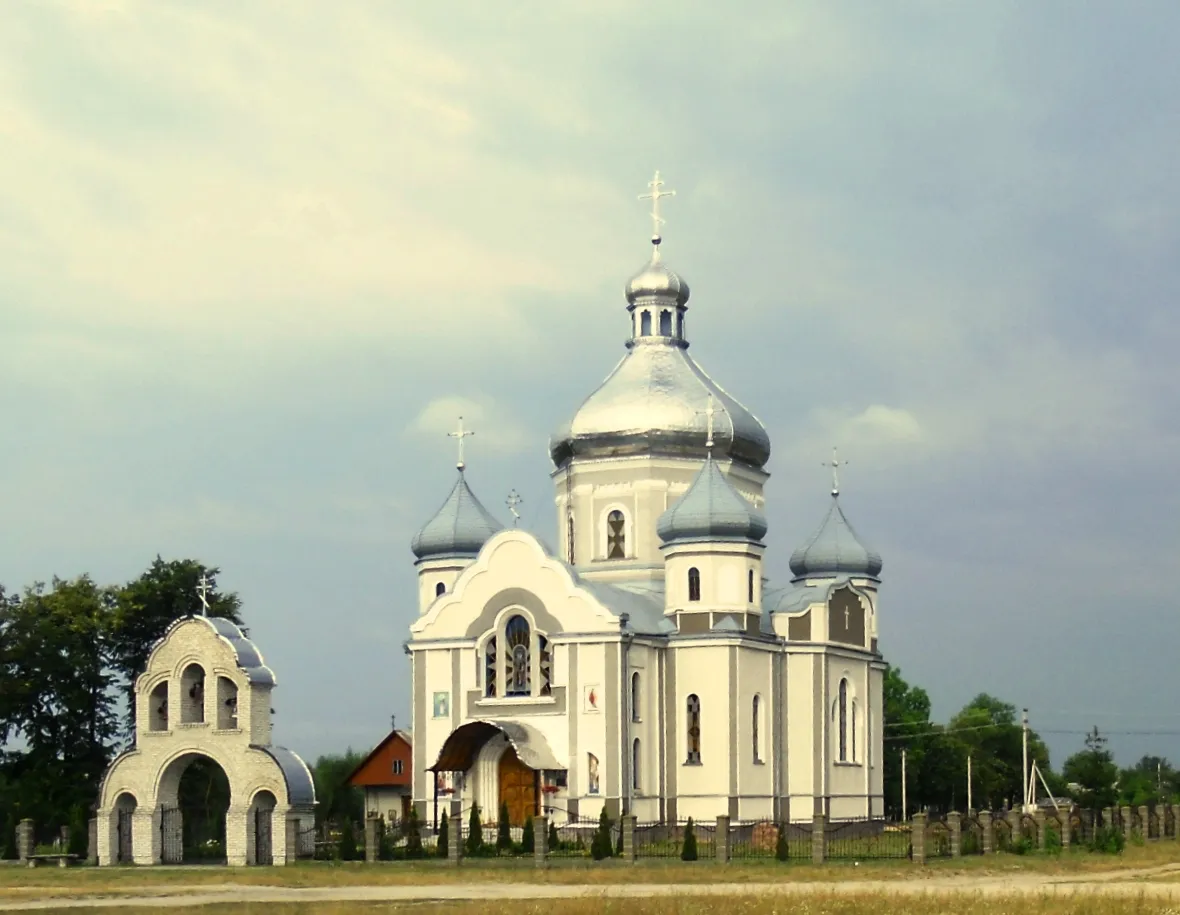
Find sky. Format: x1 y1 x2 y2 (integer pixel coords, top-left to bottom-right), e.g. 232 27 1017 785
1 0 1178 770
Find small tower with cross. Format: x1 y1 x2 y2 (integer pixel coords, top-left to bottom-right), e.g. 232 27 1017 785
627 170 691 346
409 416 505 614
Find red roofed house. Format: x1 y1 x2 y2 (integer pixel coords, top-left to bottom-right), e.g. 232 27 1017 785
347 728 412 825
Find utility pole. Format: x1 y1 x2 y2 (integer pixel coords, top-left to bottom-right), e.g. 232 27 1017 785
967 754 973 813
1021 708 1030 812
901 748 908 821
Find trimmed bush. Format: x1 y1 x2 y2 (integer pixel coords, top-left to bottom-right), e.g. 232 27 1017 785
465 804 484 857
437 811 449 859
681 817 698 861
775 823 790 862
591 807 613 861
521 817 535 854
496 803 512 853
405 806 424 859
548 820 559 853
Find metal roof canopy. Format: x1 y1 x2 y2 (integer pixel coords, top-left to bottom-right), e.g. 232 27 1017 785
429 719 565 773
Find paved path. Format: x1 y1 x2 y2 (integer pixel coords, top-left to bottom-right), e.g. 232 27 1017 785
4 866 1180 910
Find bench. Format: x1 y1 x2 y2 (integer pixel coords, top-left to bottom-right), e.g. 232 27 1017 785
25 854 79 868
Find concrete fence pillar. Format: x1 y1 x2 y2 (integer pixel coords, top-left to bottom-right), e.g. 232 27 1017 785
1158 806 1168 842
811 814 826 864
1061 808 1071 851
1008 810 1022 849
621 815 636 865
87 817 98 866
948 811 961 858
448 801 462 867
17 819 33 863
1121 806 1133 841
715 815 730 864
911 813 927 865
1034 809 1046 851
1139 806 1150 840
979 811 993 855
533 816 548 868
364 815 379 864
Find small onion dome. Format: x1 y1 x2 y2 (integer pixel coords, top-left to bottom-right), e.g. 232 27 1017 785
789 495 882 579
625 250 690 306
657 457 767 545
411 471 503 560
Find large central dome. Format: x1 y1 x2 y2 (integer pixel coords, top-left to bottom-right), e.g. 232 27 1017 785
549 240 770 470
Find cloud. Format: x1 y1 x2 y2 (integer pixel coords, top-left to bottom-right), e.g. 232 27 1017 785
406 395 533 460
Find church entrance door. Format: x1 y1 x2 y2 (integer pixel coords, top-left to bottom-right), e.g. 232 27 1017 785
497 746 536 827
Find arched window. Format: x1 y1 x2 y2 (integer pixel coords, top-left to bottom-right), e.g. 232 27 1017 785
752 694 762 763
631 672 641 722
688 567 701 602
180 663 205 724
659 309 672 335
484 636 497 698
686 694 702 764
838 678 849 762
748 569 755 603
149 681 168 732
504 615 531 696
640 310 652 336
851 699 858 763
606 510 626 559
632 738 641 791
435 581 445 597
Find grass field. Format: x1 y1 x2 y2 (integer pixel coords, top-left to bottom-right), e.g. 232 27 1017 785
41 896 1180 915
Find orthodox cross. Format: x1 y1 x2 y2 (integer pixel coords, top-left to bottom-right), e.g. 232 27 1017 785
696 393 724 452
506 489 523 526
844 605 851 628
196 573 211 617
825 446 848 497
449 416 474 471
638 170 676 244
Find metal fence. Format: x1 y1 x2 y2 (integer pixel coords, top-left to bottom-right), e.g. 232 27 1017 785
826 817 912 860
632 818 715 860
729 820 811 860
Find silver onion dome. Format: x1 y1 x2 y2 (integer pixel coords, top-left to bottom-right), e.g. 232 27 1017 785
789 495 882 580
657 457 767 544
411 471 503 561
626 251 689 305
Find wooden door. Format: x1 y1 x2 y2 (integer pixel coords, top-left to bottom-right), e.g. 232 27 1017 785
497 746 536 827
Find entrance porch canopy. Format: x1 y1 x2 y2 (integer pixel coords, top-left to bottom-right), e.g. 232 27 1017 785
429 719 564 773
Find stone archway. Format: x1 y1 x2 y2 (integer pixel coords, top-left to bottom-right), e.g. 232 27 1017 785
113 792 137 864
157 752 231 864
249 790 277 866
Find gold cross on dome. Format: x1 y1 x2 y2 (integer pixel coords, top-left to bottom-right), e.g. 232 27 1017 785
449 416 474 471
826 446 848 497
638 170 676 244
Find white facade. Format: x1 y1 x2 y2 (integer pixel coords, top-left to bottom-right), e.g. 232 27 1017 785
407 211 887 827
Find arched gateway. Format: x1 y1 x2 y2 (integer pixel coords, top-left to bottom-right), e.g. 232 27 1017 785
96 617 316 866
429 720 564 828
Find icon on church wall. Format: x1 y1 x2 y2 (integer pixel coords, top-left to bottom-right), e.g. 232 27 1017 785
583 685 601 713
587 752 600 794
432 692 450 719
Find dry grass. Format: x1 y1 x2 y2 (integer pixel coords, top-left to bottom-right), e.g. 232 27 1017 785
48 896 1180 915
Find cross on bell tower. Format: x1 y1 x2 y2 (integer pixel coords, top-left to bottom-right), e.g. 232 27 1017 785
449 416 475 471
639 170 676 249
196 573 211 617
825 447 848 497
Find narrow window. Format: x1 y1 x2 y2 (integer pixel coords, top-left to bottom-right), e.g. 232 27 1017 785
606 510 626 559
851 699 858 763
838 678 848 762
149 681 169 732
632 738 641 792
435 581 445 597
567 515 575 565
216 676 238 730
539 635 552 697
180 664 205 724
504 615 531 696
688 567 701 602
752 694 761 763
640 310 652 336
686 694 702 764
659 309 672 335
676 311 684 337
748 569 755 603
393 760 404 775
587 753 601 794
631 671 641 722
484 636 497 698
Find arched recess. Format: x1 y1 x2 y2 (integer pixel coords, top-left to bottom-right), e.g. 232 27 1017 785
249 789 278 866
179 664 206 725
149 681 169 731
156 752 231 864
216 677 239 730
113 792 137 864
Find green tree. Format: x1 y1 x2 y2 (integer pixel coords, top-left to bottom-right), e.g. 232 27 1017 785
465 804 484 856
591 806 613 861
680 817 698 861
338 820 358 861
946 694 1050 811
882 666 931 818
405 806 424 859
521 816 535 854
547 820 559 853
110 558 242 738
310 750 366 829
775 824 789 861
437 811 449 859
1061 728 1119 809
496 802 512 853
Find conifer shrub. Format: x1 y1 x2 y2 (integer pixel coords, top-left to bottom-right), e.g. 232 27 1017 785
548 820 559 853
465 804 484 857
338 820 358 861
521 816 535 854
775 823 790 862
681 817 698 861
496 802 513 853
437 811 449 859
405 806 424 859
591 807 613 861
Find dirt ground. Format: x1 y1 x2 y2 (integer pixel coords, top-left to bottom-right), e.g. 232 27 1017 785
3 862 1180 911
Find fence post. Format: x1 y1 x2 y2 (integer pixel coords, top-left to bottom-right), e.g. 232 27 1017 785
1158 806 1167 842
17 819 33 864
1060 807 1071 851
533 815 548 868
715 815 730 864
1139 806 1150 840
810 813 826 864
365 814 379 864
448 801 463 867
979 810 993 855
948 811 961 858
911 812 927 865
622 815 636 865
1034 809 1046 851
88 817 98 865
1121 806 1133 842
1008 809 1022 848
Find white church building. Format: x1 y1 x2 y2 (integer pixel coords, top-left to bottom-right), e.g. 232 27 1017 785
407 175 886 828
